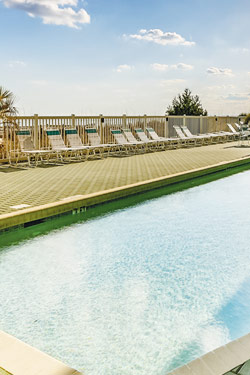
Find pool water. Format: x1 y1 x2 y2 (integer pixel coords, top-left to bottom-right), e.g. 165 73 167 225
1 169 250 374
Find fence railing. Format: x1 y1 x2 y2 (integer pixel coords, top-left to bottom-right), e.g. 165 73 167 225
0 114 242 161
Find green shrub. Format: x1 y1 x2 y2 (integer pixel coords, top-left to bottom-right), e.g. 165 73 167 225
244 113 250 124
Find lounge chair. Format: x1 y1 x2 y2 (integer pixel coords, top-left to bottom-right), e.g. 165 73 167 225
185 126 228 143
134 128 159 151
234 122 246 130
65 129 91 158
46 129 87 161
111 129 138 154
234 122 241 130
146 127 180 149
231 123 250 142
84 127 119 157
180 125 216 145
227 123 240 134
11 130 56 166
227 123 241 140
173 125 199 147
121 128 148 153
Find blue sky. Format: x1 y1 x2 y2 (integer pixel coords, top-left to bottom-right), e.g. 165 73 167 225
1 0 250 115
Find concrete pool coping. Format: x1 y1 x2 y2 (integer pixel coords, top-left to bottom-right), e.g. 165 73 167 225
1 155 250 231
167 332 250 375
0 330 82 375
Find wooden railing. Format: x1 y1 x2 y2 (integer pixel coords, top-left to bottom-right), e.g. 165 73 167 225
0 114 242 161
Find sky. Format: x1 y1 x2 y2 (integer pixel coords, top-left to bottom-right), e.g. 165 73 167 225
1 0 250 116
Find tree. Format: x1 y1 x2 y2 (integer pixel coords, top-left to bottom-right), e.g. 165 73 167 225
244 114 250 124
166 88 207 116
0 86 18 121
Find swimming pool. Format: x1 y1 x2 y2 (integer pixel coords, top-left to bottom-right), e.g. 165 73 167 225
1 169 250 374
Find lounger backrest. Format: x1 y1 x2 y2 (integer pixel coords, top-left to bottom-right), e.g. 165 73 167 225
135 128 150 142
111 129 128 144
122 129 137 143
173 125 186 139
146 127 160 140
85 128 101 146
16 130 35 151
65 129 83 147
234 123 241 130
181 126 193 137
46 129 66 149
227 123 236 133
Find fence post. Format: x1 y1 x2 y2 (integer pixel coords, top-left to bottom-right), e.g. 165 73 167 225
165 116 169 137
200 115 203 134
122 114 126 129
34 114 39 149
144 114 147 133
99 114 104 144
71 114 75 129
183 115 186 128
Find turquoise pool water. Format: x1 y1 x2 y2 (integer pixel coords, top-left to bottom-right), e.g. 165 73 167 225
1 169 250 374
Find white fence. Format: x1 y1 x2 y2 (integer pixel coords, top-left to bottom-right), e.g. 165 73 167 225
0 114 242 161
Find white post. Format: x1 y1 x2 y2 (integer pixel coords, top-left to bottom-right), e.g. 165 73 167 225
99 114 104 144
165 117 168 137
34 114 39 149
200 115 203 134
71 114 75 129
122 114 126 129
144 114 147 133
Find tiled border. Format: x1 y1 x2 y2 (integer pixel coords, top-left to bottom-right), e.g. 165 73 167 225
1 156 250 231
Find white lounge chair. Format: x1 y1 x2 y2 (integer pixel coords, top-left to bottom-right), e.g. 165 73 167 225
227 124 241 139
122 128 147 153
234 122 241 130
85 127 119 157
146 127 180 149
46 129 87 161
180 125 216 145
173 125 199 147
12 130 56 166
230 123 250 142
111 129 137 154
134 128 159 151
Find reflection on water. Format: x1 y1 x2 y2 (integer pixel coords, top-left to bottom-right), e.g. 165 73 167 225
0 170 250 374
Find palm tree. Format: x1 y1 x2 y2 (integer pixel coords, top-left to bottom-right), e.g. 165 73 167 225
0 86 18 120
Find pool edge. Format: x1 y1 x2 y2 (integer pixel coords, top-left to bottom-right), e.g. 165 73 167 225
167 331 250 375
1 156 250 231
0 329 82 375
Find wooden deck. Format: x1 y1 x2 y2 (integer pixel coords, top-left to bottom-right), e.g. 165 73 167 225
0 141 250 230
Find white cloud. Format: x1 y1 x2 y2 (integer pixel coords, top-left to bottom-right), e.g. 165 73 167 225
8 60 26 68
127 29 195 46
116 64 133 73
207 67 233 76
2 0 90 28
223 93 250 101
172 63 193 70
207 84 235 91
152 63 169 71
152 63 193 71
